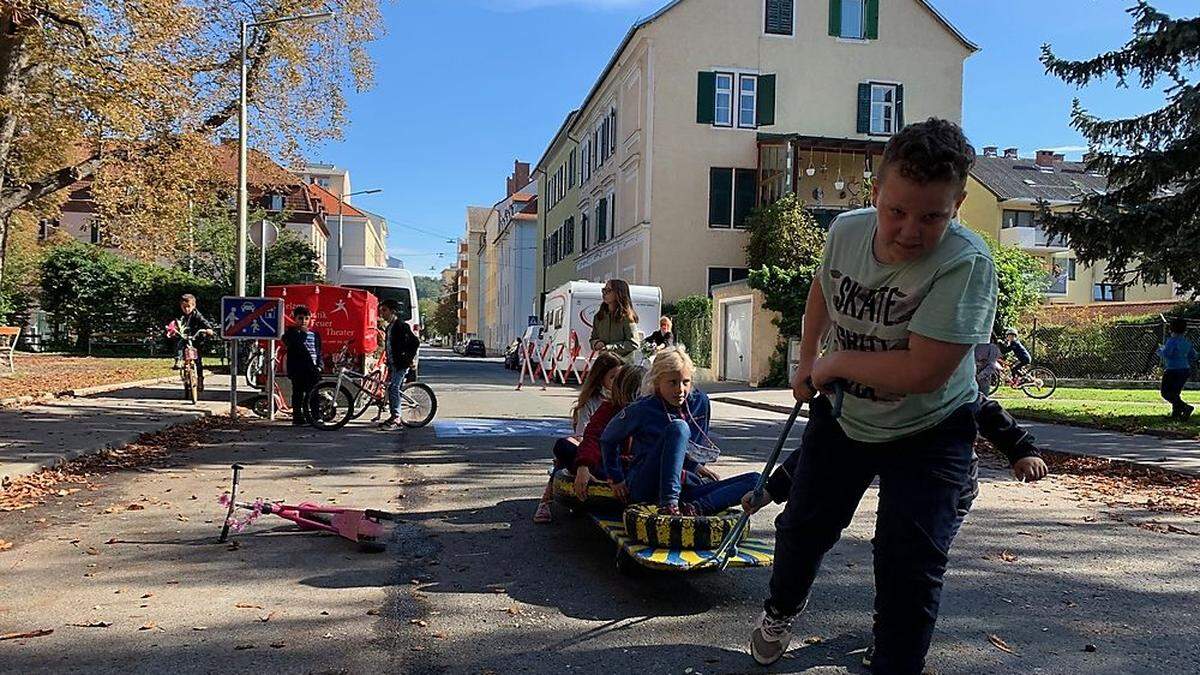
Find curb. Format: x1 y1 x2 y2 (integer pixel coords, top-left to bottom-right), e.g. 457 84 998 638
0 376 177 410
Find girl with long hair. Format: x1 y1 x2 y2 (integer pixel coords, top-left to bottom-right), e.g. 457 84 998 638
532 352 624 523
590 279 639 359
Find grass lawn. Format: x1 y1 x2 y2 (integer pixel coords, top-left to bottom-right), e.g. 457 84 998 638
992 386 1200 439
0 354 175 401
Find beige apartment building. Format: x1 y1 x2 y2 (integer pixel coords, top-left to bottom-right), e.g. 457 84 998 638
538 0 975 304
959 147 1183 306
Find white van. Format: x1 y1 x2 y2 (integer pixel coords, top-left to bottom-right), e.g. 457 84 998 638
539 280 662 375
329 265 421 377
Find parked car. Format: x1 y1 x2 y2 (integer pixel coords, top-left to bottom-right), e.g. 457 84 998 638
453 340 466 355
464 339 486 358
503 340 522 370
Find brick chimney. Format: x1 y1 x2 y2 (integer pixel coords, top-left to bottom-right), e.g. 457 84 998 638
1053 153 1066 163
982 146 998 157
1035 150 1059 167
1003 147 1018 159
506 160 531 197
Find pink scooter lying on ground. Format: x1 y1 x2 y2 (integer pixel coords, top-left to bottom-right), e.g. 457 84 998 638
218 464 400 552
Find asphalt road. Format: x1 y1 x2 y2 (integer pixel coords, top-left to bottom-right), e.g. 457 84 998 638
1 348 1197 674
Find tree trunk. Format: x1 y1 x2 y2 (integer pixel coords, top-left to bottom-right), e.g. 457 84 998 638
0 17 30 292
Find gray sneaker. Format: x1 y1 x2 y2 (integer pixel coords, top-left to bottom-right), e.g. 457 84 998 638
379 417 402 431
750 608 795 665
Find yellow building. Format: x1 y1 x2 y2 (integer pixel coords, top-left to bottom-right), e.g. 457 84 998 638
960 147 1182 306
536 0 974 303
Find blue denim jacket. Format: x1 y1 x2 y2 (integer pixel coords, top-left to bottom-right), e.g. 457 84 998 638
599 389 710 484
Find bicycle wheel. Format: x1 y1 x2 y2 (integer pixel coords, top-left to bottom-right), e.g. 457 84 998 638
399 382 437 428
305 382 355 430
352 374 384 420
1020 366 1057 399
244 348 263 389
984 371 1001 397
183 365 198 404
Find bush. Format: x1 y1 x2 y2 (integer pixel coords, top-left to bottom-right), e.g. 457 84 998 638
667 295 712 369
40 241 220 349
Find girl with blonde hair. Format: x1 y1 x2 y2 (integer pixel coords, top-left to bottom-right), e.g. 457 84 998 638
599 346 756 516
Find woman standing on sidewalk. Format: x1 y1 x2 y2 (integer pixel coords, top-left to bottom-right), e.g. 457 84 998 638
590 279 639 361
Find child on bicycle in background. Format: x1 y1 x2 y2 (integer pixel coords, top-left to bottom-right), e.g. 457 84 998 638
379 299 419 431
174 294 215 392
282 305 322 426
533 352 624 523
1159 317 1196 420
1000 327 1032 381
600 346 757 516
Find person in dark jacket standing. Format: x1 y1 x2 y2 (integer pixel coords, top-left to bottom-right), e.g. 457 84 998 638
175 294 215 392
643 316 676 351
282 305 322 426
380 299 419 430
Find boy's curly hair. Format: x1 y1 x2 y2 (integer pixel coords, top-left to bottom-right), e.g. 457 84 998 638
879 118 975 187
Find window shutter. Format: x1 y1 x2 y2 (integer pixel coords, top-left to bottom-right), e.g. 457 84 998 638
865 0 879 39
856 83 871 134
709 168 733 227
697 72 716 124
828 0 841 37
757 74 776 126
894 83 904 130
765 0 793 35
734 169 758 228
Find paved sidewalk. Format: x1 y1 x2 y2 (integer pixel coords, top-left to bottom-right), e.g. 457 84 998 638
0 375 232 484
711 387 1200 476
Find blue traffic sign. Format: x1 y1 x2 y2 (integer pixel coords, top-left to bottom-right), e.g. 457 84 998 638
220 297 284 340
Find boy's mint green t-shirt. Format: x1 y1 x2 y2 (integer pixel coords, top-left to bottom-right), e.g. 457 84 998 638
817 208 998 443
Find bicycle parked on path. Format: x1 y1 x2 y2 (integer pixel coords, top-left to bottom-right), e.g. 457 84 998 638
305 357 437 431
985 359 1057 399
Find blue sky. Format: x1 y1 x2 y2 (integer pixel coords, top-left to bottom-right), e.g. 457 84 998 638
309 0 1195 274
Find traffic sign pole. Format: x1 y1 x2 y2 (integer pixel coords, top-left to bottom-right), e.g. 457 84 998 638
230 344 239 417
267 341 277 421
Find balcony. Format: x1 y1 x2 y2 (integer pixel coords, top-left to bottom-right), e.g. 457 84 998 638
999 225 1070 253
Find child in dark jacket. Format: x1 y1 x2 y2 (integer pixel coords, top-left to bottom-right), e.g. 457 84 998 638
281 305 322 425
600 346 756 516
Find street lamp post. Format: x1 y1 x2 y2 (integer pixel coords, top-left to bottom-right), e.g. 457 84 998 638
336 188 382 272
236 10 335 297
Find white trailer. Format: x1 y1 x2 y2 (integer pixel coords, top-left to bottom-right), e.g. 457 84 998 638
536 280 662 376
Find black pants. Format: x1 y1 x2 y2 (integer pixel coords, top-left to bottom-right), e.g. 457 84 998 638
291 374 319 425
767 396 978 675
1161 368 1192 417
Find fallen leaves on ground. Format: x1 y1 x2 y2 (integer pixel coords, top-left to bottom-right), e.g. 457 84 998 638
987 633 1015 654
1000 550 1019 563
0 356 174 402
138 622 157 631
0 416 243 513
0 539 12 551
1 628 54 640
234 603 263 609
977 442 1200 517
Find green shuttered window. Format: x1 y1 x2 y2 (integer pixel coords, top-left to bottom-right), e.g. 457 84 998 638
765 0 794 36
698 72 775 128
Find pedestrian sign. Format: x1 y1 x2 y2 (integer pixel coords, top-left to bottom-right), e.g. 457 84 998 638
220 296 284 340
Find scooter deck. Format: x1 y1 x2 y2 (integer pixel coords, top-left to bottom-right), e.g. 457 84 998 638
590 512 774 572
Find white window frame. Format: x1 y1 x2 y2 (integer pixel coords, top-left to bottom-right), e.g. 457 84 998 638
869 83 897 136
840 0 866 39
738 74 758 129
714 72 734 128
763 0 796 38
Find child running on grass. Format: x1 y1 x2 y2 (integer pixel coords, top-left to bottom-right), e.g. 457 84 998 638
533 352 624 523
1159 317 1196 420
746 119 999 673
600 346 756 516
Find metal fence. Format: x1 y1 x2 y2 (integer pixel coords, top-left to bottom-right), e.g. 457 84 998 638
1029 316 1199 382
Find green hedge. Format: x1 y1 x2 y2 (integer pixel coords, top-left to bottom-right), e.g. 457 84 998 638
664 295 712 369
